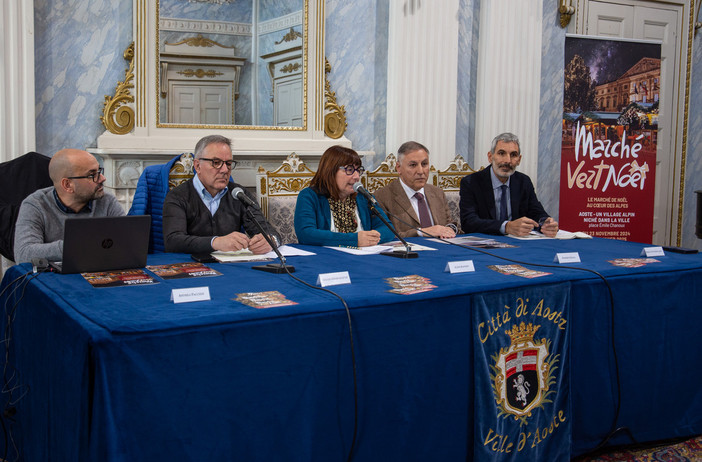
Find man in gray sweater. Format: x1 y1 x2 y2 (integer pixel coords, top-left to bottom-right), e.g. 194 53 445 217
13 149 124 263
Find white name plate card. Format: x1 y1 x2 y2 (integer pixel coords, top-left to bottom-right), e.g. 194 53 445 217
641 246 665 257
171 286 211 304
554 252 581 264
444 260 475 274
317 271 351 287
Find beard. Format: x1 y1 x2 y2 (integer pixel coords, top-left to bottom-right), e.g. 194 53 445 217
493 162 516 179
76 184 105 204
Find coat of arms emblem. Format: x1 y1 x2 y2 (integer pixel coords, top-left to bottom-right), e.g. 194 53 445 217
491 322 558 424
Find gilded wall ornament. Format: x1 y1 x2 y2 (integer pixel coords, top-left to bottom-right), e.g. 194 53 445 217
101 42 135 135
323 59 347 139
176 69 224 78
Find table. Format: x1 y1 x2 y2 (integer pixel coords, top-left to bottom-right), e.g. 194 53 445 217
1 236 701 461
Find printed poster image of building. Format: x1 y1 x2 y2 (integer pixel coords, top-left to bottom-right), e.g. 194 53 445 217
560 36 661 243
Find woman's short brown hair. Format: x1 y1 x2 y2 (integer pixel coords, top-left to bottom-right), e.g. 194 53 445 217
310 145 362 200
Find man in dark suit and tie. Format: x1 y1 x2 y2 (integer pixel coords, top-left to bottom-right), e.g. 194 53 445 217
374 141 458 238
459 132 558 237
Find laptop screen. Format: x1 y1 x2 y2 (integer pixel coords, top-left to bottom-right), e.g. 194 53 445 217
56 215 151 274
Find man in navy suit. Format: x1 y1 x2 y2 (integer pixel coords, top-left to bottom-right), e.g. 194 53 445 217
459 132 558 237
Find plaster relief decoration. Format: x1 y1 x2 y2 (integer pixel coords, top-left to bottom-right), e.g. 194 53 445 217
116 161 142 188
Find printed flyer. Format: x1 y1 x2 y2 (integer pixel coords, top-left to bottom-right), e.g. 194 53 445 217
234 291 298 309
147 262 222 280
385 275 437 295
82 269 158 288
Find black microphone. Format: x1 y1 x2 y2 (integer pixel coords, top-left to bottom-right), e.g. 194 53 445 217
230 187 294 274
231 187 259 209
352 182 379 206
352 182 417 259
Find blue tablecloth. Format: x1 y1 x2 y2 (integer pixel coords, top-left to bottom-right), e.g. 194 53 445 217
2 235 701 461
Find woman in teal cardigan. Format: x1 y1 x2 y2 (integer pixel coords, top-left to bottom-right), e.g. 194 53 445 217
294 146 394 247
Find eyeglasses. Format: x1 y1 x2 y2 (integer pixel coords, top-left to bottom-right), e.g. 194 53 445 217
67 167 104 183
339 165 365 175
199 157 237 170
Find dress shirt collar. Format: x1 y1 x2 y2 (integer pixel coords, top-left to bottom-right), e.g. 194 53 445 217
399 177 425 201
489 167 511 191
193 173 228 216
193 173 228 201
52 188 92 214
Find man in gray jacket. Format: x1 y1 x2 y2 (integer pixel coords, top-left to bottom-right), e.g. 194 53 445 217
13 149 124 263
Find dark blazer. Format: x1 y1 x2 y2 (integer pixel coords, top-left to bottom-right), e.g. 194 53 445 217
163 179 280 254
459 167 549 235
374 179 455 237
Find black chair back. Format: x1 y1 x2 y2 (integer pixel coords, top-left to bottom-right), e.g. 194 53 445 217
0 152 53 260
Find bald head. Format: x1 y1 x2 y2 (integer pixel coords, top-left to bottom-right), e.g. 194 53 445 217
49 149 97 185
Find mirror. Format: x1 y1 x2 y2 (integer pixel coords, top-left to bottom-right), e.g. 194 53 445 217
97 0 348 161
158 0 305 128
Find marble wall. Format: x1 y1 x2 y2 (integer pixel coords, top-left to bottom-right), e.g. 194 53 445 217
34 0 132 157
537 0 566 221
681 29 702 248
455 0 479 166
32 0 702 247
325 0 386 166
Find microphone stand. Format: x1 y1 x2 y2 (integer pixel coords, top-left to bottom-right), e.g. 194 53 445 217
368 203 418 259
243 207 295 274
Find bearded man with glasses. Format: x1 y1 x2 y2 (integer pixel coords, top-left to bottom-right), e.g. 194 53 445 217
163 135 280 255
13 149 125 263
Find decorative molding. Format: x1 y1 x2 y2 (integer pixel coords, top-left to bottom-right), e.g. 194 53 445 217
116 161 141 187
177 69 224 78
101 42 135 135
166 35 234 49
678 0 698 244
281 63 302 74
323 58 347 139
160 17 252 36
258 11 304 35
188 0 236 4
276 27 304 45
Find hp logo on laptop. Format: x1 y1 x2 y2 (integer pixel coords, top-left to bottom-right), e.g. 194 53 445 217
101 239 114 249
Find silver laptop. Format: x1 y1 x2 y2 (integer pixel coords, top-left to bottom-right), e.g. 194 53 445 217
50 215 151 274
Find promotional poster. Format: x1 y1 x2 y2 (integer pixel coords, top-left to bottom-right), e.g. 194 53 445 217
560 36 661 243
